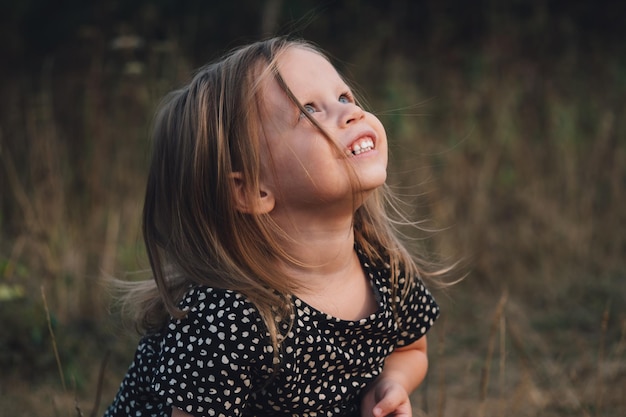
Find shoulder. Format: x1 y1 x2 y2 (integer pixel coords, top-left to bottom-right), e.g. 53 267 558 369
357 244 440 340
173 286 268 335
179 285 261 315
161 286 274 370
356 243 432 300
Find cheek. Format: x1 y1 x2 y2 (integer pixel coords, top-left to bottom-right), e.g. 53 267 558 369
257 135 282 188
365 112 386 135
368 117 388 156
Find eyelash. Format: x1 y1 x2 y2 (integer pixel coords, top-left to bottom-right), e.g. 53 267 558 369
338 92 353 104
301 92 354 116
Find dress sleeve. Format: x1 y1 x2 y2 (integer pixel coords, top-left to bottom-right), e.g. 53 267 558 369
394 274 440 347
152 288 274 416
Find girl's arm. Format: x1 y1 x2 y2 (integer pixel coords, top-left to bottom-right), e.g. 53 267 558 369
361 336 429 417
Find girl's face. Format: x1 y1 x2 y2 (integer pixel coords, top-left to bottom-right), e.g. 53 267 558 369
259 47 388 217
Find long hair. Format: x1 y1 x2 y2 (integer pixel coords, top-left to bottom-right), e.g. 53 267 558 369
121 37 435 353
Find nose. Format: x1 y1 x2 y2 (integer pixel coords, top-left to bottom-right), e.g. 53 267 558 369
341 103 365 127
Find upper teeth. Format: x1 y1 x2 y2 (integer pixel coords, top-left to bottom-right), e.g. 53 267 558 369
347 138 374 155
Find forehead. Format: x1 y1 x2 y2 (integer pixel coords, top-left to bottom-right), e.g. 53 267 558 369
275 47 346 95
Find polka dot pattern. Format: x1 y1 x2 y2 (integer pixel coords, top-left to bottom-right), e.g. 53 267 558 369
103 247 439 417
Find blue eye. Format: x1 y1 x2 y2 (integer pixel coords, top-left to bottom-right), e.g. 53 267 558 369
299 103 316 120
338 94 351 104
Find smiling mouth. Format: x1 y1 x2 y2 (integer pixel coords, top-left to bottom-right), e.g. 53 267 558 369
345 137 375 156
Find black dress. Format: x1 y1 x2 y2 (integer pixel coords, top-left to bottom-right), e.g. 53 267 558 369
103 247 439 417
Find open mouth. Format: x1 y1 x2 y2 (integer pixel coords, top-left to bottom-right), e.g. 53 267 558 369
345 136 375 156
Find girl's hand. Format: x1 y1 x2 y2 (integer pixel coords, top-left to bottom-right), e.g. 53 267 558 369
360 377 412 417
361 336 428 417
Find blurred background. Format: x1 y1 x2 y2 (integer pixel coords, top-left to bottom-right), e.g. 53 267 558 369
1 0 624 416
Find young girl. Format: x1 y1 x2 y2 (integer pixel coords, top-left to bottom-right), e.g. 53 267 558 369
104 37 440 417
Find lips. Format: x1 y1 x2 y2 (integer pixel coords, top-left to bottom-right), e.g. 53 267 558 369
345 131 376 156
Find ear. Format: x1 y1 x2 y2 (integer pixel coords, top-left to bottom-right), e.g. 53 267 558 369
230 172 275 214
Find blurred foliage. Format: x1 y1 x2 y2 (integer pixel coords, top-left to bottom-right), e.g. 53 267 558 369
1 0 626 71
0 296 54 378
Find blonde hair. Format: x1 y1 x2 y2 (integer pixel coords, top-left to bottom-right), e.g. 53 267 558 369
122 37 433 353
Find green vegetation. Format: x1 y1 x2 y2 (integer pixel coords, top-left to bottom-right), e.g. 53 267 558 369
1 1 624 416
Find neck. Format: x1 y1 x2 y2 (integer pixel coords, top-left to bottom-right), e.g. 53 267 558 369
270 208 358 288
268 206 380 320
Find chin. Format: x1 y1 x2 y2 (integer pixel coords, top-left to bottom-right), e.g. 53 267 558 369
361 170 387 189
358 179 387 197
